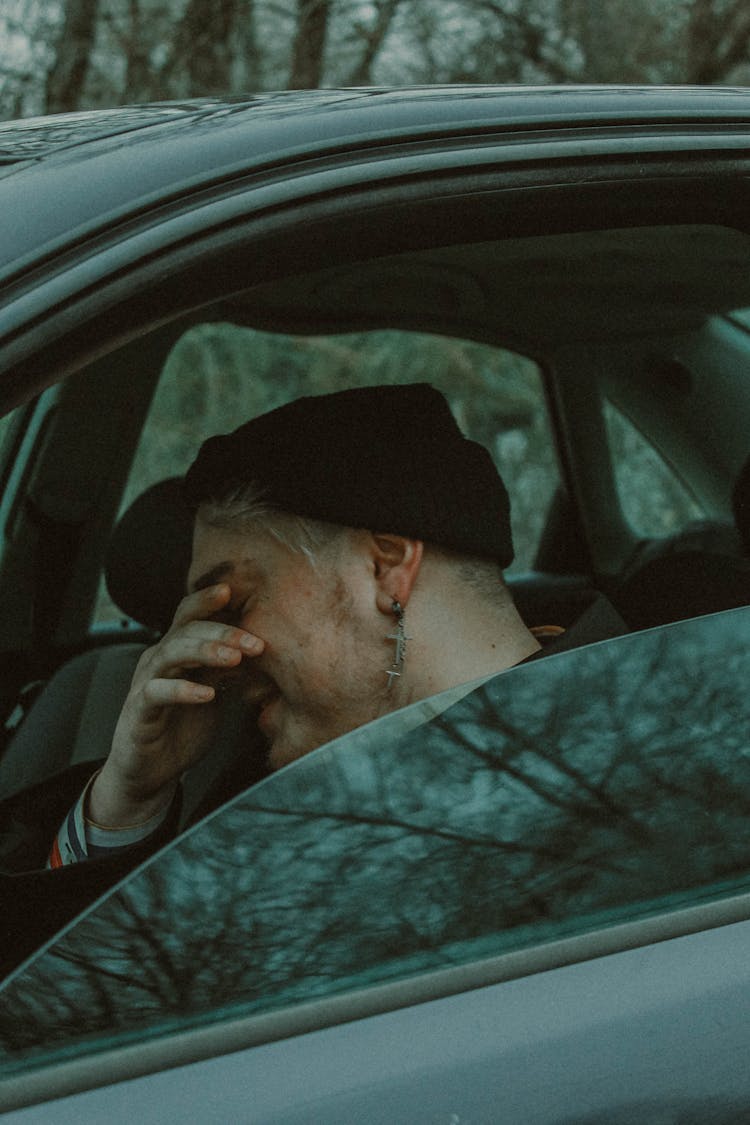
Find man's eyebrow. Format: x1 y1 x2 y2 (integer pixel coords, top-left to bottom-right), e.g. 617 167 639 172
189 562 234 593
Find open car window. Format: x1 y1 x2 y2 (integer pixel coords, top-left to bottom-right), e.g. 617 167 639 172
3 608 750 1086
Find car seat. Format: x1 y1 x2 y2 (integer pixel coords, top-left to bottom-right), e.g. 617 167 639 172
613 545 750 630
0 479 192 798
612 490 750 630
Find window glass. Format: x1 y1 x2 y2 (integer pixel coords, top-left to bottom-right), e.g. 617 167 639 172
3 609 750 1077
93 327 558 625
604 399 703 537
0 395 51 549
0 408 17 449
0 400 35 482
729 307 750 332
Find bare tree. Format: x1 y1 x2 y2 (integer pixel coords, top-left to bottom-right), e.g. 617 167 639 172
4 616 750 1062
167 0 259 95
288 0 331 88
4 2 750 123
45 0 100 112
346 0 403 85
119 0 154 102
685 0 750 82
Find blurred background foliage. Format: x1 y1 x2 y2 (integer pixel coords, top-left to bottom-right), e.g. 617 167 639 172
1 0 749 120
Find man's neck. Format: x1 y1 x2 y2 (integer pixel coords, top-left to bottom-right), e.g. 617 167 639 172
408 600 541 701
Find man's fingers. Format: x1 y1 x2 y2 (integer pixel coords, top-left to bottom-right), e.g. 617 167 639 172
143 677 216 708
163 635 244 673
135 616 263 684
172 617 263 652
147 633 261 681
170 582 232 628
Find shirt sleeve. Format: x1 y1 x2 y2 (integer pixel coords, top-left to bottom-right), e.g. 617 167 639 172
47 771 174 869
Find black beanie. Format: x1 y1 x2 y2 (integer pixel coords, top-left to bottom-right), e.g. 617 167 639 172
183 383 514 566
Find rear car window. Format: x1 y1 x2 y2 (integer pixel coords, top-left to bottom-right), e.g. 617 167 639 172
604 399 703 537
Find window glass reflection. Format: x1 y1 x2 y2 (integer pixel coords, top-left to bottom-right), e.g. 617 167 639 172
2 610 750 1075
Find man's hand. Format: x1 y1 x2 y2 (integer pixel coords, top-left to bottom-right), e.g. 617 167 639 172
89 584 263 828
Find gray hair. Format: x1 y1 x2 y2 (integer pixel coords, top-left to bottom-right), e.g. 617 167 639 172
197 480 345 565
199 481 512 600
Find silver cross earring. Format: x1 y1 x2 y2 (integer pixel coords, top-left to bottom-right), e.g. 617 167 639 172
386 600 411 689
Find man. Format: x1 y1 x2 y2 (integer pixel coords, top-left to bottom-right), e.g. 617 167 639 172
48 382 622 865
47 383 532 856
0 382 625 973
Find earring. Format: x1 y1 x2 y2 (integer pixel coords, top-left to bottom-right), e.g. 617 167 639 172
386 600 411 689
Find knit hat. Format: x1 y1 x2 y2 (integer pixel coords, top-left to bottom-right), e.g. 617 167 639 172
184 383 514 566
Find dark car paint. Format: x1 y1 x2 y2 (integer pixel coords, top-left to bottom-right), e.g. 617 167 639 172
2 86 750 284
2 87 750 420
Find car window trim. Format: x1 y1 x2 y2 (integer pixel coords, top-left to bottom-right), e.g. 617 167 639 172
4 884 750 1114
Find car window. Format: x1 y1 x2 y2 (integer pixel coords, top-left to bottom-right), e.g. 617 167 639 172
3 609 750 1080
0 403 25 527
604 399 704 537
0 392 56 547
92 327 559 627
0 408 16 451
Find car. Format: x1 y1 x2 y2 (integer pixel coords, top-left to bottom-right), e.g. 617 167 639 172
2 85 750 1122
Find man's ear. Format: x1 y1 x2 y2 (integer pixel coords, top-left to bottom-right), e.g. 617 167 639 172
370 534 424 615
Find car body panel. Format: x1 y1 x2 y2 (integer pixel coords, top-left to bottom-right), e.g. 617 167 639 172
2 85 750 291
4 610 750 1114
1 86 750 417
4 896 750 1122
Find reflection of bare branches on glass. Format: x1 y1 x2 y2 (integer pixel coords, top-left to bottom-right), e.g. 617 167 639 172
3 613 750 1072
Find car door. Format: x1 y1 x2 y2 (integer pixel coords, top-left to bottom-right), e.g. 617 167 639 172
3 611 750 1120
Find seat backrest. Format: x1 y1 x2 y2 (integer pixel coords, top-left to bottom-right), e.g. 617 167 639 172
613 549 750 631
0 645 145 798
623 518 740 577
0 479 193 798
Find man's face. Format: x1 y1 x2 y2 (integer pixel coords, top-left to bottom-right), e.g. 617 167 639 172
187 515 390 770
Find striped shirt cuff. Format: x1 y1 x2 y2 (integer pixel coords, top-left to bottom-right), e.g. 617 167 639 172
48 772 173 868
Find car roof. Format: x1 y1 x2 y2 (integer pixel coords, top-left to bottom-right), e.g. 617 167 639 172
2 85 750 283
5 85 750 162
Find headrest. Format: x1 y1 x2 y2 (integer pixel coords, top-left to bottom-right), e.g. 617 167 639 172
624 519 740 577
613 550 750 631
105 478 194 633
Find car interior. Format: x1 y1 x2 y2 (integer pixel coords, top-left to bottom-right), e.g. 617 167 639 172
2 221 750 826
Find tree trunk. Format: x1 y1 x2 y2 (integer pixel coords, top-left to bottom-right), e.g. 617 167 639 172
122 0 152 102
289 0 331 89
686 0 723 82
45 0 100 113
347 0 403 86
183 0 236 94
233 0 261 92
159 0 258 97
685 0 750 83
